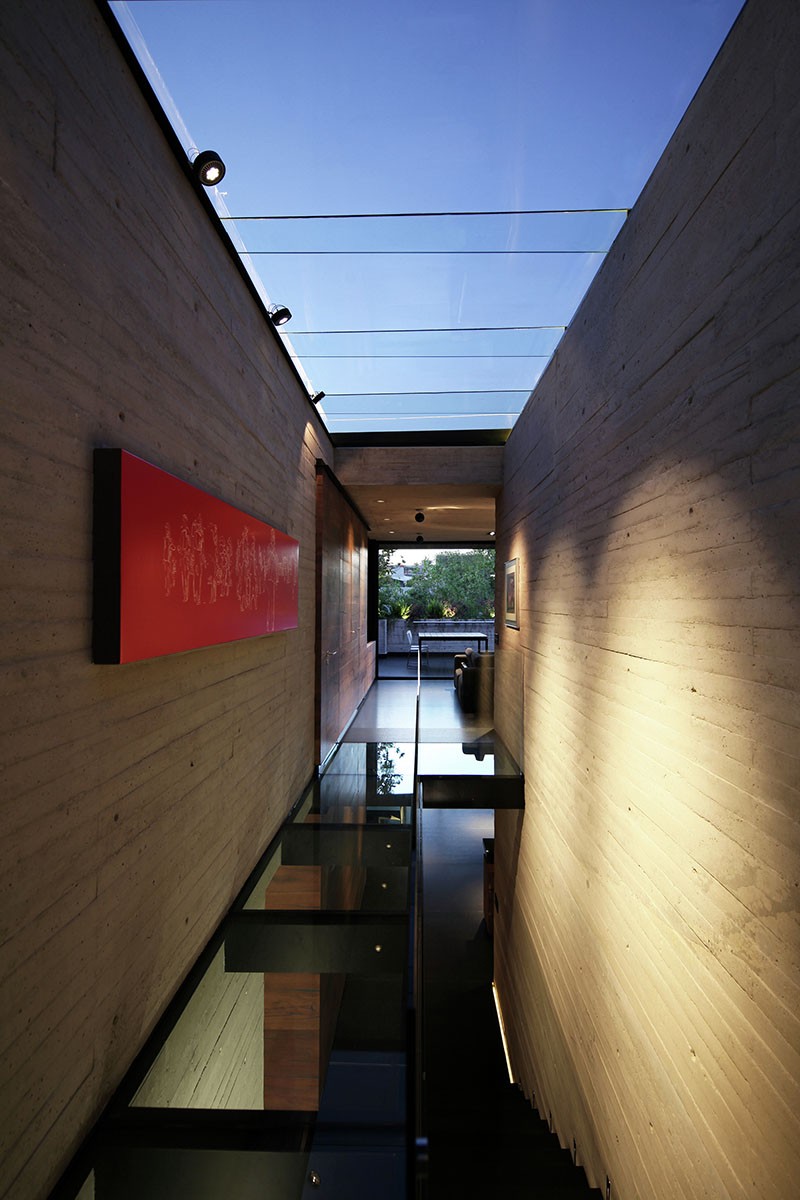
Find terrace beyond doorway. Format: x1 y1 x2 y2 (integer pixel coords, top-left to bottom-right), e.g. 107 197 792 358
377 546 496 681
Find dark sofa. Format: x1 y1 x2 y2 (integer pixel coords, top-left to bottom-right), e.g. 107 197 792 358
453 647 494 716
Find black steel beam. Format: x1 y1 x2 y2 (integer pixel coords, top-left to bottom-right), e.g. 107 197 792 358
418 776 524 808
224 911 408 974
280 824 411 867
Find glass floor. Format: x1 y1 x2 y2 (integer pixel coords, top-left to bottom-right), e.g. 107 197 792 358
55 682 522 1200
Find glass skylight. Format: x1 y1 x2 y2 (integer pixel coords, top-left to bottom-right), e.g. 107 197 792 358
113 0 743 434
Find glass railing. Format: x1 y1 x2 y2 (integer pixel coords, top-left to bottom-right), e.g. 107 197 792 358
52 705 521 1199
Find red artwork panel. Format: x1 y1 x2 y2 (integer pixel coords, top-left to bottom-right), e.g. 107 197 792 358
93 449 299 663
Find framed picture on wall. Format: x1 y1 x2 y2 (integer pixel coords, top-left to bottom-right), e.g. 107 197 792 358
504 558 519 628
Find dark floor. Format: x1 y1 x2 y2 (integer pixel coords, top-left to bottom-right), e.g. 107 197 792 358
345 671 494 745
377 651 457 680
347 680 602 1199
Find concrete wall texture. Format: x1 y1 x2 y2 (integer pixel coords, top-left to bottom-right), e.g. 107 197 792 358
2 0 799 1198
0 2 332 1196
494 2 800 1197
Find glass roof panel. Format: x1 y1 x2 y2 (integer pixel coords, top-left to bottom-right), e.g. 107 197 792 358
113 0 744 434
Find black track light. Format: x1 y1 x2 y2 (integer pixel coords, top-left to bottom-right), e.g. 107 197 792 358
192 150 226 187
268 304 292 326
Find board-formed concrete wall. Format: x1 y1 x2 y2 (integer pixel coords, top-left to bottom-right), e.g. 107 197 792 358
0 2 336 1196
494 2 800 1197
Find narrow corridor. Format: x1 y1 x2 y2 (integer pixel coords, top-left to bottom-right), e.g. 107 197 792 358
347 678 601 1198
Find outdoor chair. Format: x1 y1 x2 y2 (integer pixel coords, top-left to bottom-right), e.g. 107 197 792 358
406 628 430 670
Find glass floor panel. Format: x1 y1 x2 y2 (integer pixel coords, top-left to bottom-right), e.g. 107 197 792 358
417 738 521 778
130 941 409 1114
87 1138 405 1200
55 707 525 1196
320 741 415 791
417 735 523 809
127 739 416 1119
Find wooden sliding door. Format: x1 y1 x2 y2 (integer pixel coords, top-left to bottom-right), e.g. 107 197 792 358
315 464 375 766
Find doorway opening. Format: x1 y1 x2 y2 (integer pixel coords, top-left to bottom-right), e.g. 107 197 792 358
376 545 496 680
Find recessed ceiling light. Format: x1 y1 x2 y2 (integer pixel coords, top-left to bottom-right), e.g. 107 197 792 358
376 499 385 504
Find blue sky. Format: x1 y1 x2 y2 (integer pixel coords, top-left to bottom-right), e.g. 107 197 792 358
120 0 744 431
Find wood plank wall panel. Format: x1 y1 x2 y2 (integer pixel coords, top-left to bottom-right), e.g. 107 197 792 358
316 470 375 764
262 868 324 1111
493 4 800 1199
0 3 333 1196
133 947 263 1110
260 776 368 1110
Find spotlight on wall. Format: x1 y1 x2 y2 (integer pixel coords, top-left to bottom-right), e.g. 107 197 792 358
311 391 325 405
192 149 226 187
415 511 425 523
268 304 292 326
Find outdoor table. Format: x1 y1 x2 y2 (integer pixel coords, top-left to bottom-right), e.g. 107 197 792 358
416 630 489 657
